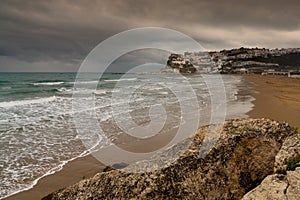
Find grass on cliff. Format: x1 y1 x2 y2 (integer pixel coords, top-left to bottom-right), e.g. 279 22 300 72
291 126 298 134
276 155 300 175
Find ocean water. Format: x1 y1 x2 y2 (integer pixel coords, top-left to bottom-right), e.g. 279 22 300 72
0 72 254 198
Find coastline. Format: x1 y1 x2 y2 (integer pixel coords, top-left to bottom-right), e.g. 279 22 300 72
5 74 300 200
244 74 300 130
5 122 181 200
4 155 105 200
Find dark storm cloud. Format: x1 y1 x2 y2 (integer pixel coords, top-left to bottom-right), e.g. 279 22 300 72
107 49 170 72
1 0 300 71
0 1 121 63
109 0 300 30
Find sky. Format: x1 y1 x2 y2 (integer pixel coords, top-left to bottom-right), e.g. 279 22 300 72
1 0 300 72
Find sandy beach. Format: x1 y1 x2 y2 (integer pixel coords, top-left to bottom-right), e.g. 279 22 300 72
244 74 300 130
5 155 105 200
5 74 300 200
5 125 180 200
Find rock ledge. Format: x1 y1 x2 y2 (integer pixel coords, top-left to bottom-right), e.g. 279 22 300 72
44 118 298 200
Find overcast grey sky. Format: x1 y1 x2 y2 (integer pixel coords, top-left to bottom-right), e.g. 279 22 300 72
1 0 300 72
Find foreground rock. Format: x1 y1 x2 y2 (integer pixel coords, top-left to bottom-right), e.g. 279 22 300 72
242 167 300 200
44 118 298 200
242 132 300 200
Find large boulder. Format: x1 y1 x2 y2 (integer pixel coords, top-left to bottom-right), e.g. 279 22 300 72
242 132 300 200
44 118 297 200
242 168 300 200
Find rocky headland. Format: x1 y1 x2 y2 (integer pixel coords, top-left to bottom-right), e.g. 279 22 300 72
165 48 300 74
210 47 300 74
164 53 197 73
43 118 300 200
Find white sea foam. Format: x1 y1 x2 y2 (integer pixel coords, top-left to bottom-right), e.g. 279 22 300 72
0 74 255 199
1 145 101 199
33 82 64 86
93 90 107 95
104 78 137 82
0 96 57 108
70 80 99 84
57 87 68 92
57 87 73 94
1 86 11 90
68 88 110 95
159 92 169 95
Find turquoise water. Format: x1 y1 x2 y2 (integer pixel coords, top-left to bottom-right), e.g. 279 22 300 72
0 73 253 198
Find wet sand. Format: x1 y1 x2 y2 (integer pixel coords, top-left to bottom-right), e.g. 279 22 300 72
6 74 300 200
244 74 300 130
5 155 105 200
5 125 179 200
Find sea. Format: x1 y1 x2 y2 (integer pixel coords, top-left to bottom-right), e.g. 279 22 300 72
0 72 254 199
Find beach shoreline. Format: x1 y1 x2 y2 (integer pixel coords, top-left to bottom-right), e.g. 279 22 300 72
4 155 105 200
5 74 300 200
244 74 300 130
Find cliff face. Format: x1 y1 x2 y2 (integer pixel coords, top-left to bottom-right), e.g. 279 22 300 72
165 48 300 74
210 47 300 74
242 168 300 200
44 118 299 200
242 133 300 200
165 53 197 73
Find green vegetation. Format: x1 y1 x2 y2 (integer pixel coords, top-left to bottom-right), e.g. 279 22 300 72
286 155 300 171
275 168 287 175
275 155 300 175
290 126 298 134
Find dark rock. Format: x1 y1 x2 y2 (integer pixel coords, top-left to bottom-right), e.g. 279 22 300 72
165 54 197 73
111 162 129 169
102 166 114 172
210 47 300 73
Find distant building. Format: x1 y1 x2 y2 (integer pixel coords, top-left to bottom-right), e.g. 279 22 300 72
261 70 289 76
240 68 248 74
288 71 300 78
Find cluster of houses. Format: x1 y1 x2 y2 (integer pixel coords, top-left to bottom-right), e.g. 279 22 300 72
183 52 218 73
261 69 300 78
235 68 300 78
166 48 300 77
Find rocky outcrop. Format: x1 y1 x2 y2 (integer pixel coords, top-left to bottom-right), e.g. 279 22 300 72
242 168 300 200
166 47 300 74
44 118 298 200
274 133 300 172
210 47 300 73
165 53 197 73
242 131 300 200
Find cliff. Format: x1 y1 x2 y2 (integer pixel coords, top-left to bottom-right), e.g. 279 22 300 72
210 47 300 74
165 48 300 74
43 118 299 200
164 53 197 73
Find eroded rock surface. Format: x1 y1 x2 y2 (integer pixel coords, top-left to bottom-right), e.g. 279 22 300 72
274 133 300 172
44 118 298 200
242 167 300 200
165 53 197 73
242 130 300 200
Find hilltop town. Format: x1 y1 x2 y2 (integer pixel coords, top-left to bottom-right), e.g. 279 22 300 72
165 47 300 77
